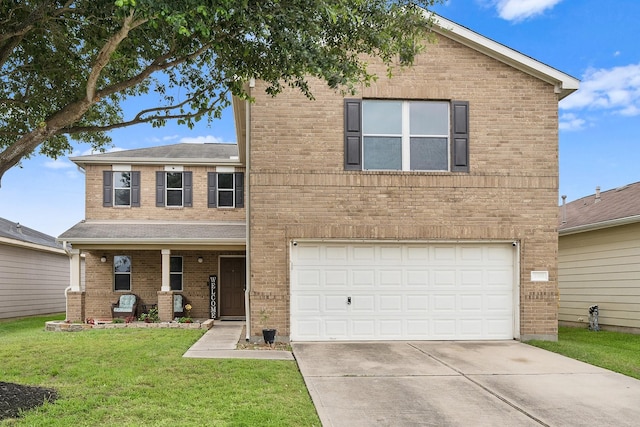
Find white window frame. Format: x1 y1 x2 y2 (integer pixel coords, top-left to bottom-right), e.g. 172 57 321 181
114 255 132 292
362 100 450 172
217 173 235 208
113 171 131 207
170 256 183 291
166 172 184 207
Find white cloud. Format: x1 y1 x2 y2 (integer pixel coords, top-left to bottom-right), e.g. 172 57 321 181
491 0 563 22
44 158 75 169
147 135 180 143
558 113 586 131
560 63 640 117
179 135 234 144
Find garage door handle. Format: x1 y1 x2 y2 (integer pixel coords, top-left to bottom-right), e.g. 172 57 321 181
347 296 351 305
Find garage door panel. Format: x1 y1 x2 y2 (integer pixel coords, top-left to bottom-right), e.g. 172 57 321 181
291 242 515 341
379 295 403 312
379 270 403 287
433 295 456 311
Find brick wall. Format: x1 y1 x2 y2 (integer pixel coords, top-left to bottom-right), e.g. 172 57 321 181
83 250 243 320
248 35 560 340
84 164 245 221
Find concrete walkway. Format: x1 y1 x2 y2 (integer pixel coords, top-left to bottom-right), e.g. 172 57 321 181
183 321 294 360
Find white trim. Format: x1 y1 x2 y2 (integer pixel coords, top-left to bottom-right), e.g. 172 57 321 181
429 13 579 100
216 166 236 173
164 165 184 172
0 237 66 255
559 215 640 236
112 164 131 171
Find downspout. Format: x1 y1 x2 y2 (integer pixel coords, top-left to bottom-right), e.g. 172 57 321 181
245 77 255 341
62 241 72 321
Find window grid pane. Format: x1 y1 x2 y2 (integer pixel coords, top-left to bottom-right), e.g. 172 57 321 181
114 255 131 291
363 137 402 170
218 190 234 207
410 137 448 171
166 189 183 206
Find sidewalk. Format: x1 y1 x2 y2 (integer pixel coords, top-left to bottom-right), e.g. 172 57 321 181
183 320 294 360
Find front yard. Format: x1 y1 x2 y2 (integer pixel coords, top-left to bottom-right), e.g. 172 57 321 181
0 315 320 426
528 326 640 380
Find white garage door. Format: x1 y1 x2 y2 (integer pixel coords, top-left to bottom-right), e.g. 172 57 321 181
290 242 515 341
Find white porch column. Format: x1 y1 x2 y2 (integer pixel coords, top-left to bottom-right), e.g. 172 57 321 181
161 249 171 292
69 249 82 292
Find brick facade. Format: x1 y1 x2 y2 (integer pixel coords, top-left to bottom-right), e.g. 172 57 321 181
84 164 245 222
247 35 560 340
82 249 244 321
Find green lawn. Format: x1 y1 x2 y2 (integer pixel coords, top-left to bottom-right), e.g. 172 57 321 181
528 326 640 380
0 315 320 426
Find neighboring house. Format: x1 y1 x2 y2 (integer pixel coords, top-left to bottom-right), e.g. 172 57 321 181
0 217 71 319
59 14 578 341
558 183 640 333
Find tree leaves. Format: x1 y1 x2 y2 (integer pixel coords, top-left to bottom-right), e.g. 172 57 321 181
0 0 442 183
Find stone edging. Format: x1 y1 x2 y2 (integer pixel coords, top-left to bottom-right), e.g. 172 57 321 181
45 319 214 332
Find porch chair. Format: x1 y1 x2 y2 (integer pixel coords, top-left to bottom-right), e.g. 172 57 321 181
174 294 188 318
111 294 138 319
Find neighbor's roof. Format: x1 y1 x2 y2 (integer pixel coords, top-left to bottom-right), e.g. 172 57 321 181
70 143 241 167
430 14 579 100
0 217 65 252
58 220 246 246
559 182 640 235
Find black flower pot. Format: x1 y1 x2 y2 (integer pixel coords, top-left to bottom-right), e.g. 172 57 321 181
262 328 276 344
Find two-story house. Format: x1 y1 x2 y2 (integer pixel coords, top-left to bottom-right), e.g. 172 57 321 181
59 144 247 322
60 14 578 341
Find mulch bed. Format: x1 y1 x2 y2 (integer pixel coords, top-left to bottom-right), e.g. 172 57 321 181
0 382 57 421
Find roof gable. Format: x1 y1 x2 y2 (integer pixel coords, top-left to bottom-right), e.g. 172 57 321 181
430 14 579 100
0 217 63 250
559 182 640 235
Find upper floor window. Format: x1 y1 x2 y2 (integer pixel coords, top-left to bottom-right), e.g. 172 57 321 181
114 255 132 291
103 170 140 207
344 99 469 172
166 172 183 206
114 172 131 206
156 171 193 207
208 172 244 208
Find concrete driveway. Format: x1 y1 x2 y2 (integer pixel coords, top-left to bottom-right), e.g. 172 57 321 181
292 341 640 426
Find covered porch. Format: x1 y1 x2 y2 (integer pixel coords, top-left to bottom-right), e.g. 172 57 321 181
58 221 246 324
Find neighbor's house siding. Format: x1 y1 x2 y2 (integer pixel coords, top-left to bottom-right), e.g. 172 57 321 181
559 222 640 332
248 35 560 340
0 243 70 319
84 164 246 221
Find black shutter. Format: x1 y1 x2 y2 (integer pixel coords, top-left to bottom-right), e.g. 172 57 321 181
103 171 113 207
156 171 165 207
234 172 244 208
344 99 362 170
207 172 217 208
131 171 140 207
451 100 470 172
183 171 193 207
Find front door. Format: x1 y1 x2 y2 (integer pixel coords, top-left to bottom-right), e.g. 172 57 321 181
220 257 246 319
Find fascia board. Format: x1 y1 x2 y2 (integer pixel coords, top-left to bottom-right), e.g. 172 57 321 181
55 238 246 245
69 157 242 167
430 14 580 99
0 237 67 255
559 215 640 236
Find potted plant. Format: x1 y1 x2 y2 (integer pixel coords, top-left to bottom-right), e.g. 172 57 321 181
260 309 277 346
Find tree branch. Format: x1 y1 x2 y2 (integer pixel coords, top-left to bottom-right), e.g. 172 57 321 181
61 88 230 135
85 11 148 102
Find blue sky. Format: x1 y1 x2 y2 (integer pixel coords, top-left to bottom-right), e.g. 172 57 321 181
1 0 639 237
